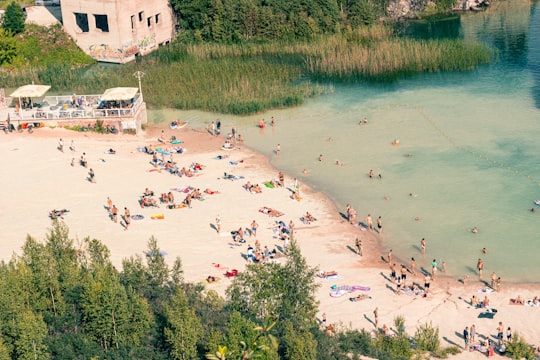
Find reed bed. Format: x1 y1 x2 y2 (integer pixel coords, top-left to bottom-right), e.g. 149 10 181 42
0 30 491 114
305 38 492 80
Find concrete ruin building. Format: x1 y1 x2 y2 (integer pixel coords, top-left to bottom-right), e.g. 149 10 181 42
61 0 175 63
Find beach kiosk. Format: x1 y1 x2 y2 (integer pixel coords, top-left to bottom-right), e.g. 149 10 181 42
100 87 140 135
9 84 51 114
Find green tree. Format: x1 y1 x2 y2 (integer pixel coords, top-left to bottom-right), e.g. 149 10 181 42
80 265 151 350
282 321 317 360
164 287 203 360
2 2 25 34
0 29 17 65
0 336 10 360
14 310 49 360
227 239 319 328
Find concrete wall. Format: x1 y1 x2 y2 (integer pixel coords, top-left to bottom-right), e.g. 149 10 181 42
61 0 175 63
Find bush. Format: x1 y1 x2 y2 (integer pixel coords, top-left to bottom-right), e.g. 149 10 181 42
505 332 536 360
414 321 440 353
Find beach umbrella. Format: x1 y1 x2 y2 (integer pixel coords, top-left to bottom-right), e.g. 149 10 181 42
100 87 139 102
9 84 51 111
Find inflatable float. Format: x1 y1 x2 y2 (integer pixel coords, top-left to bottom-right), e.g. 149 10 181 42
170 121 189 129
150 214 165 220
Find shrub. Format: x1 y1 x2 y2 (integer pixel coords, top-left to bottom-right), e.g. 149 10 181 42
414 321 440 352
505 332 535 360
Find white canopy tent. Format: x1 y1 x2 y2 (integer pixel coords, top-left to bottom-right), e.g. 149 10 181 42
9 84 51 98
10 84 51 111
100 87 139 101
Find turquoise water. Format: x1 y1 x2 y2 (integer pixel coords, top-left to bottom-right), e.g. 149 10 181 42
150 1 540 283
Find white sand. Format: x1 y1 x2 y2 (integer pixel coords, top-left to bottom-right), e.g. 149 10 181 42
1 125 539 358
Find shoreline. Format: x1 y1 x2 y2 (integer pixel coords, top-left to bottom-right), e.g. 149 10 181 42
1 124 540 356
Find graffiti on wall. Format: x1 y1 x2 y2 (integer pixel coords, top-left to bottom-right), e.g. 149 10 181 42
88 33 157 63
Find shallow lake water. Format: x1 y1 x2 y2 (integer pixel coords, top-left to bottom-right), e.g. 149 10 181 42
149 0 540 283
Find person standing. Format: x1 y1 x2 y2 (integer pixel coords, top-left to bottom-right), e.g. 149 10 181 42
497 322 504 345
69 140 75 152
58 138 64 152
431 259 437 279
373 307 379 329
216 119 221 134
377 216 383 235
463 326 470 349
411 257 416 275
355 237 362 256
88 168 95 183
250 220 258 237
275 144 281 156
470 323 476 342
424 274 431 294
506 327 513 343
366 214 373 231
278 171 284 187
421 238 426 257
124 207 131 230
491 272 497 289
387 249 393 263
111 205 118 223
216 214 221 234
477 258 484 280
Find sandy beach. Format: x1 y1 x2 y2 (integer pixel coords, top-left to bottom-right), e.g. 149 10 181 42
1 125 539 359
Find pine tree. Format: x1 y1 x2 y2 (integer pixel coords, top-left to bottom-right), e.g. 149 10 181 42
2 2 25 34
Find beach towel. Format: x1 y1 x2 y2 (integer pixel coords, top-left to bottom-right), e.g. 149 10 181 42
202 277 222 285
228 161 239 166
170 140 183 144
225 269 238 278
264 181 275 188
477 288 494 294
329 285 370 297
131 214 144 220
148 169 162 173
151 214 165 220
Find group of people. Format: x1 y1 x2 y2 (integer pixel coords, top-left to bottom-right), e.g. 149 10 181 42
106 197 131 230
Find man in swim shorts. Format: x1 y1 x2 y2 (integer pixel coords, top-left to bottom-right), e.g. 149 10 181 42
377 216 383 235
251 220 258 237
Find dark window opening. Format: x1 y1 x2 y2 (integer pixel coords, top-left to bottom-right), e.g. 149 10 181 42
155 13 160 24
94 14 109 32
74 12 89 32
147 16 152 27
138 11 143 22
131 15 135 29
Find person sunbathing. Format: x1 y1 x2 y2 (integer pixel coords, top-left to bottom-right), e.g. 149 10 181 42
252 184 262 193
191 188 202 199
317 271 338 278
349 294 370 302
511 295 525 305
259 207 284 217
206 276 216 283
141 196 159 208
144 188 154 196
204 188 220 195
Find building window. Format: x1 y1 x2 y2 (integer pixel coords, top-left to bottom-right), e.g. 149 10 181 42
147 16 152 28
131 15 135 30
74 12 89 32
138 11 143 22
94 14 109 32
155 13 160 24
